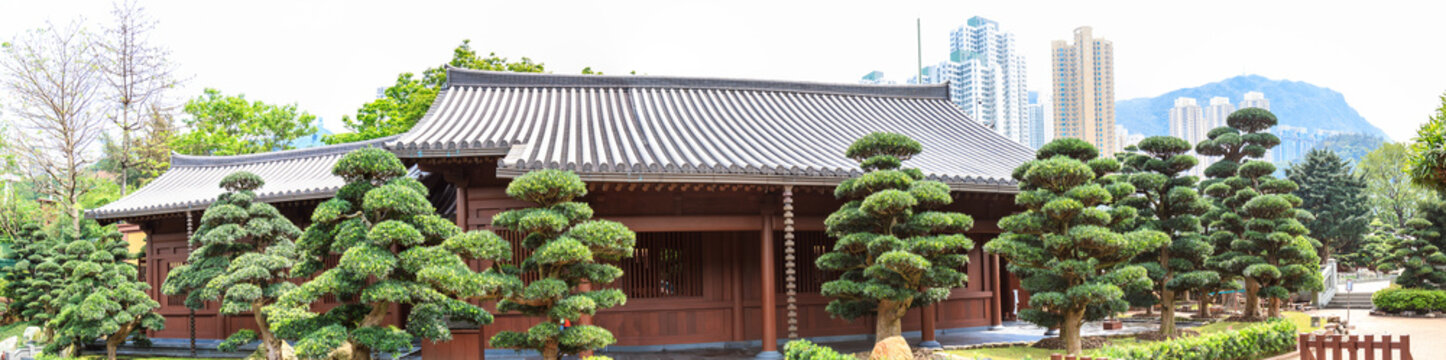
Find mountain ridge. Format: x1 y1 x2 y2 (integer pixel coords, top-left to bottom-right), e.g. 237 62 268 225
1115 75 1388 139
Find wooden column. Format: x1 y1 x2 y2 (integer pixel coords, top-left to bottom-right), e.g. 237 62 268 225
732 235 745 342
446 171 483 360
758 214 781 359
990 254 1004 330
920 304 940 348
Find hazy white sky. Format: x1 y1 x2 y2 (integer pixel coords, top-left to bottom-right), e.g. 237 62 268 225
2 0 1442 142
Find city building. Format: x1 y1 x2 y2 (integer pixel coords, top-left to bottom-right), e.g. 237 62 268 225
860 70 893 85
1027 91 1052 149
1169 97 1205 145
1115 124 1144 152
1051 26 1116 154
1240 91 1270 110
913 17 1030 146
1203 96 1235 133
93 69 1036 359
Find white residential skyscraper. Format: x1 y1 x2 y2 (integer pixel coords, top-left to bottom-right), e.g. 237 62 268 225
1027 91 1052 149
1052 26 1116 155
1170 97 1206 145
1203 96 1235 133
1240 91 1270 110
914 16 1030 146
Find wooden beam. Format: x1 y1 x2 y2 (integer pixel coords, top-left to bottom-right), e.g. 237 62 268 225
598 215 765 232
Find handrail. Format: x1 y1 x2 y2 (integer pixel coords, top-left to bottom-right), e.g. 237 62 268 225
1317 259 1338 307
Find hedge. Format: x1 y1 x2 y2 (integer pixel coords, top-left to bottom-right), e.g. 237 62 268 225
1095 319 1297 360
783 340 854 360
1371 287 1446 313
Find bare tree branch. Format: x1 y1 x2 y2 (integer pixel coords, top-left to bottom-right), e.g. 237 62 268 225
97 0 180 195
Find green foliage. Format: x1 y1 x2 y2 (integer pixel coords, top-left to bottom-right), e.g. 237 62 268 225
44 231 165 356
217 329 257 352
1409 92 1446 193
783 340 855 360
489 170 635 359
326 40 545 144
1371 287 1446 313
1358 142 1427 230
1287 149 1369 260
170 88 318 156
817 132 974 341
1115 136 1215 334
0 223 62 324
1096 319 1298 360
986 138 1165 352
1198 108 1321 318
1378 218 1446 289
266 149 516 360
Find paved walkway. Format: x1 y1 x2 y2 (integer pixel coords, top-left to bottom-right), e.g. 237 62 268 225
1301 308 1446 358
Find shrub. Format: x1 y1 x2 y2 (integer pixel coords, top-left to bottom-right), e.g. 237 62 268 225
783 340 854 360
1096 319 1297 360
1371 287 1446 313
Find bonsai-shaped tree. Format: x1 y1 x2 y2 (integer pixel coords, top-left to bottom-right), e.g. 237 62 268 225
1 223 61 325
814 132 975 345
266 148 518 360
46 231 165 360
489 169 637 360
1379 217 1446 289
985 138 1166 355
1116 136 1214 336
162 171 303 360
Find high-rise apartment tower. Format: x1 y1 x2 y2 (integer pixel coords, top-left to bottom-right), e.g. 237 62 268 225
1051 26 1116 154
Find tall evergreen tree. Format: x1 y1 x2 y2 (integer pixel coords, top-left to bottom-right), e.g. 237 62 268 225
487 170 637 360
1378 217 1446 289
1117 136 1214 336
46 231 164 360
265 148 518 360
1198 108 1322 319
0 223 59 324
1287 149 1370 260
986 138 1166 355
162 171 303 360
815 133 976 348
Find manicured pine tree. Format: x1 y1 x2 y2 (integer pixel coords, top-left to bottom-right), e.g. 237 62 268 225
1378 217 1446 289
0 223 59 325
46 231 165 360
1116 136 1215 337
161 171 303 360
265 148 518 360
985 138 1167 355
488 169 637 360
1287 149 1370 261
813 133 975 346
1196 108 1283 319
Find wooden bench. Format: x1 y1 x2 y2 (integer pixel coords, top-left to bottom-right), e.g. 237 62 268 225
1299 333 1412 360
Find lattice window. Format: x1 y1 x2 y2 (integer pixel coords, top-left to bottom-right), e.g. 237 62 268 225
614 232 704 299
776 231 836 293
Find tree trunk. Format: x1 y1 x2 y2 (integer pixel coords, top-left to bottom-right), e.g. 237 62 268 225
1244 278 1261 318
1268 298 1281 318
542 339 560 360
1160 288 1177 336
106 323 133 360
874 299 911 341
1061 307 1085 355
341 302 392 360
254 302 294 360
1198 291 1213 318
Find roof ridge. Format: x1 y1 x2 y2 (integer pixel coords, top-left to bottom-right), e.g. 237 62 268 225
171 135 398 167
444 68 950 100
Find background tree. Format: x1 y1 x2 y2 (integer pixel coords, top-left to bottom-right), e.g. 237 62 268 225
1337 220 1393 270
1409 92 1446 193
488 170 636 360
1417 197 1446 252
162 171 302 360
1196 108 1283 319
985 138 1166 354
1116 136 1214 337
96 104 176 190
2 21 107 235
325 40 544 144
0 223 59 325
97 0 180 195
1287 148 1369 260
1358 143 1427 229
46 230 164 360
810 133 975 347
266 148 516 360
170 88 317 155
1378 217 1446 289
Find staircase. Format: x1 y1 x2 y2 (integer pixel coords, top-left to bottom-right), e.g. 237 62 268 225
1323 292 1374 309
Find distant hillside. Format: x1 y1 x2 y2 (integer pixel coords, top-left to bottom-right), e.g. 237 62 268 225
1115 75 1388 139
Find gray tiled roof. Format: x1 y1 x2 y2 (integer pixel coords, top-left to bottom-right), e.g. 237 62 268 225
391 69 1036 192
88 137 395 220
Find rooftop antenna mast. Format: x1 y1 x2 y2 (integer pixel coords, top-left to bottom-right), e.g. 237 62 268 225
917 18 923 81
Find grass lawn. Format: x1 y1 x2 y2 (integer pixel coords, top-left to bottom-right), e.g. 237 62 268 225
945 312 1318 360
0 321 30 341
